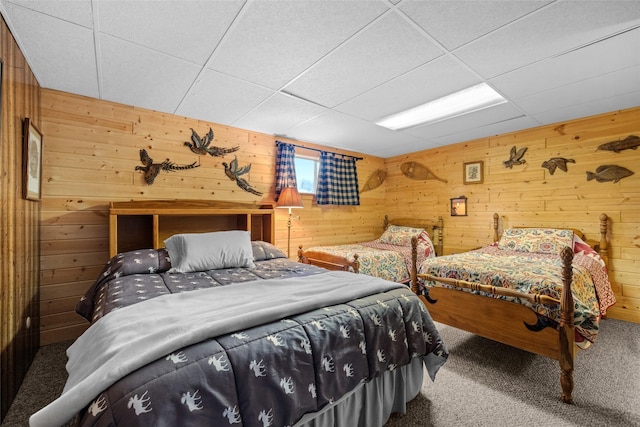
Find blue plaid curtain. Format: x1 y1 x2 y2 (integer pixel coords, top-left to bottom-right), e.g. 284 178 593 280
274 142 297 201
316 152 360 206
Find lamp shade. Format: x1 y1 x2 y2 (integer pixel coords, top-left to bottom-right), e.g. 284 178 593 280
276 187 303 209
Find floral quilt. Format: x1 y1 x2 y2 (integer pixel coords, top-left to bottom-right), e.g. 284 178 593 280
305 230 436 283
418 244 615 344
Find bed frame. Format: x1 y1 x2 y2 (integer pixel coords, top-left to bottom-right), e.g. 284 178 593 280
415 213 610 404
297 215 443 275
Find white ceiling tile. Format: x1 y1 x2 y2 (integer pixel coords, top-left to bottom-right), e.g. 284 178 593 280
284 12 443 108
5 0 93 27
176 69 275 126
399 0 551 50
0 0 638 158
455 1 640 78
288 110 428 156
232 93 327 137
209 0 388 90
100 36 202 113
430 115 539 147
336 55 480 122
530 90 640 125
514 65 640 115
97 0 244 65
491 27 640 100
402 103 528 140
1 1 99 96
368 138 441 158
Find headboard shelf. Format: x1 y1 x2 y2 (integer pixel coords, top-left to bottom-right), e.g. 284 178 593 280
109 200 275 256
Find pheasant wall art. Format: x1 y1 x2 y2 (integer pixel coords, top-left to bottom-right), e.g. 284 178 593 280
222 156 263 196
135 148 199 185
184 127 240 157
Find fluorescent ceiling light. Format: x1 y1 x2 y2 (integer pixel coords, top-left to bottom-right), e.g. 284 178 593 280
376 83 507 130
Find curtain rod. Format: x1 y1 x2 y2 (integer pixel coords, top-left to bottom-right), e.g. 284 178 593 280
276 140 363 161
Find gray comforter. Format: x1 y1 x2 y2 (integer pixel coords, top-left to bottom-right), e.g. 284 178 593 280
31 247 447 427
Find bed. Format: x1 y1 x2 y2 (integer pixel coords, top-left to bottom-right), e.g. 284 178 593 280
414 213 615 404
298 216 443 284
29 202 448 427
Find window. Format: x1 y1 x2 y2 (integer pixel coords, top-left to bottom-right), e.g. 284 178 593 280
294 155 319 194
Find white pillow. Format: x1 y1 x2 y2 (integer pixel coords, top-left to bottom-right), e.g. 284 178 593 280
164 230 256 273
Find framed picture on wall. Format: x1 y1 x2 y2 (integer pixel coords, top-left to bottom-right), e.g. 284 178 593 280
22 118 43 201
463 161 483 184
450 196 467 216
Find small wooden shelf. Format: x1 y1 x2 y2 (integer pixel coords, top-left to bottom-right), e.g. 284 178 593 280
109 200 275 257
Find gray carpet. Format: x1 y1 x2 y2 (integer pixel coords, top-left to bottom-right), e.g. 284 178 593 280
3 319 639 426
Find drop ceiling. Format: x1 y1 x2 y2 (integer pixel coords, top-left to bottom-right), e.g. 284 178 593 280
1 0 639 158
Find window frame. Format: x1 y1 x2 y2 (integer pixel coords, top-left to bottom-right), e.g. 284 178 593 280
294 153 319 195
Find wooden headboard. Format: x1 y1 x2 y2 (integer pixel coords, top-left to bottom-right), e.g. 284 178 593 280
109 200 275 257
491 212 609 267
384 215 444 257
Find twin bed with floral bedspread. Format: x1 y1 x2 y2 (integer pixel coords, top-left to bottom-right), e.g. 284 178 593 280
299 216 443 284
30 232 448 427
416 213 614 403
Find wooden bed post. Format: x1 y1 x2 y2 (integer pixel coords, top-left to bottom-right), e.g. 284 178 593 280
492 213 500 242
297 245 304 263
435 216 444 256
599 213 609 267
559 246 575 404
411 236 418 294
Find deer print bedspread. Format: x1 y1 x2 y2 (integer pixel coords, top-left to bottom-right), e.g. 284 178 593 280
31 248 447 427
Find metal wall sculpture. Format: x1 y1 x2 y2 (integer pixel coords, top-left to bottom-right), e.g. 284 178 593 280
135 148 200 185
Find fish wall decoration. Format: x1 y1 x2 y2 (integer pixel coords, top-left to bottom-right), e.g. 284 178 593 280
597 135 640 153
360 169 387 192
541 157 575 175
400 161 447 183
586 165 634 183
503 146 528 168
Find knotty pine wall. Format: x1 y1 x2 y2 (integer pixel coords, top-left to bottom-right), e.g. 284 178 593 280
0 17 41 419
38 91 640 346
40 89 386 345
384 107 640 324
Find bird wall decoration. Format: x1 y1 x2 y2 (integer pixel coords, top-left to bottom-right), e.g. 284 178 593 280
503 146 528 168
222 156 263 196
541 157 575 175
135 148 200 185
184 127 240 157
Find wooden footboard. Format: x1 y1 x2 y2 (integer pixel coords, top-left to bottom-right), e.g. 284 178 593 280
298 215 443 278
413 213 610 404
297 246 360 273
417 246 575 403
298 237 419 276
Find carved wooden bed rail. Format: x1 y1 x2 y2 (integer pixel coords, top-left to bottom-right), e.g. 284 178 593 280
414 213 610 404
298 215 443 277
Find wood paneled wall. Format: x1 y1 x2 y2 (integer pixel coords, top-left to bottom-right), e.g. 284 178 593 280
39 89 386 345
0 17 41 419
38 93 640 346
384 107 640 323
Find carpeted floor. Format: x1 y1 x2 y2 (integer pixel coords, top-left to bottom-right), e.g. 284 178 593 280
3 319 639 426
